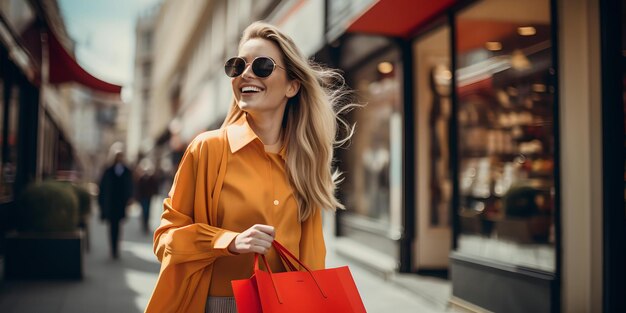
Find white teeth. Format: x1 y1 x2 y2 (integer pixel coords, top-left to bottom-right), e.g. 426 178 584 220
241 86 261 93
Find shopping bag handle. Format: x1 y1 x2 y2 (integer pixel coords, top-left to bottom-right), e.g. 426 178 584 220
252 241 329 303
271 241 313 272
253 253 285 303
272 241 328 298
252 247 297 272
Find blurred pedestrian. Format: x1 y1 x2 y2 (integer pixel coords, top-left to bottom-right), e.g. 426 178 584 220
98 144 134 259
145 21 355 313
135 158 159 234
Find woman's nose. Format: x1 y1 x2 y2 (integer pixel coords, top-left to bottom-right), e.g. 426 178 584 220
241 63 255 79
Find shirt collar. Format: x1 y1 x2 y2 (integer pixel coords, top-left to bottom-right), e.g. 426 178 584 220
226 113 287 159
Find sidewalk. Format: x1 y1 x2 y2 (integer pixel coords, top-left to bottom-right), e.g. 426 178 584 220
0 198 448 313
0 201 161 313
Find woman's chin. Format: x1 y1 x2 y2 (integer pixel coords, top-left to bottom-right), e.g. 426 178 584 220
237 101 251 110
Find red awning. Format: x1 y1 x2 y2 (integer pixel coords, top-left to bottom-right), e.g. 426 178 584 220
47 31 122 95
347 0 457 38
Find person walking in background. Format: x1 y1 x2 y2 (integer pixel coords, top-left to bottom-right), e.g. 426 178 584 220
98 144 134 259
145 21 356 313
135 158 159 234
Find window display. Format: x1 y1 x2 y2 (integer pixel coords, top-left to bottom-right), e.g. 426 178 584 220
455 0 556 271
338 46 402 228
414 26 453 228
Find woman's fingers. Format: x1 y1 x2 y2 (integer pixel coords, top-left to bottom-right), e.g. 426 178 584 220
249 229 274 243
251 244 269 254
230 224 275 254
251 224 275 238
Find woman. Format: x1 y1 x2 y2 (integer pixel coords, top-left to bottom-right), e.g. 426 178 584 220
145 21 353 313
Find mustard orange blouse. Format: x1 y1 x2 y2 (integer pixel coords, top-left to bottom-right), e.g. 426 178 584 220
145 114 326 313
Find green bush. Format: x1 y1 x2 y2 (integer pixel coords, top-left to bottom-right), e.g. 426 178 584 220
17 180 79 232
69 184 92 223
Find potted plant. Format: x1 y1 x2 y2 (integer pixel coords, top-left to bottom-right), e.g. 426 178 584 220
68 183 92 251
4 180 84 279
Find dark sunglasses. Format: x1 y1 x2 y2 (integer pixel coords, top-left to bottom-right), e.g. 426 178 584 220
224 56 285 78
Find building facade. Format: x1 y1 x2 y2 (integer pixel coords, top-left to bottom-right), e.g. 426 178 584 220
0 0 123 251
127 4 160 164
325 0 624 312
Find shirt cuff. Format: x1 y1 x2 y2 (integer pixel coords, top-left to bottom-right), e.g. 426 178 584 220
213 230 240 256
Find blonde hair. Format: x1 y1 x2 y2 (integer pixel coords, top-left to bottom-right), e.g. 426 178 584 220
222 21 355 221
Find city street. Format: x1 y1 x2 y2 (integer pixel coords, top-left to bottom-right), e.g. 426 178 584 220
0 1 622 312
0 198 446 313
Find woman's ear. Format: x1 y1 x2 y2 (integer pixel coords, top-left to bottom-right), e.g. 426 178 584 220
286 80 301 98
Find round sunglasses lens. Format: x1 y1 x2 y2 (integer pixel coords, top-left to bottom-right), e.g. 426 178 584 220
252 57 275 78
224 58 245 77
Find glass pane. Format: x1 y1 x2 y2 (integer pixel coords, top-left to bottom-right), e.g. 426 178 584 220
415 26 452 228
339 45 403 227
455 0 556 272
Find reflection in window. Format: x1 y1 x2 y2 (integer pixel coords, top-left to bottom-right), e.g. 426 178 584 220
415 26 452 228
339 48 402 226
455 0 556 272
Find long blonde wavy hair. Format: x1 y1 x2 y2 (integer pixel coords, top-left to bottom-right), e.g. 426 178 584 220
222 21 354 222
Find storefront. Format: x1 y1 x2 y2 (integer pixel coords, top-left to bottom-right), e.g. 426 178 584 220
330 34 404 269
0 0 122 254
324 0 457 275
449 1 558 312
326 0 622 311
0 1 43 244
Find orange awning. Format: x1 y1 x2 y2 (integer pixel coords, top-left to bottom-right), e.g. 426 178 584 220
347 0 457 38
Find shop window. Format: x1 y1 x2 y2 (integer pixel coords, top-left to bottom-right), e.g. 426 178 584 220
415 26 452 228
455 0 556 272
41 114 60 179
143 31 153 51
143 61 152 80
0 85 19 202
339 45 403 230
143 89 150 104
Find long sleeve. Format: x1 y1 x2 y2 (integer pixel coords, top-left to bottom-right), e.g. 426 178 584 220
146 129 235 313
153 133 237 266
298 207 326 270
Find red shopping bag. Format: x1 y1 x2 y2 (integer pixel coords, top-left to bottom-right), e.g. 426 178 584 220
232 241 367 313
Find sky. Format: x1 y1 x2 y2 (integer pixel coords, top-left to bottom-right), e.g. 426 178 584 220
57 0 161 101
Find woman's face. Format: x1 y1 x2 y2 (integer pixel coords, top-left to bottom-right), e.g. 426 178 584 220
232 38 299 117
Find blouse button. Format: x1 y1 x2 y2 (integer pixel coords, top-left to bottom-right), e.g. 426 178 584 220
273 200 279 206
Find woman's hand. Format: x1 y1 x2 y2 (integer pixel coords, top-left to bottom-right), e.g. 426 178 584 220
228 224 275 254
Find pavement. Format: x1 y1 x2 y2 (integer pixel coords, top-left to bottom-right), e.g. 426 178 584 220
0 197 450 313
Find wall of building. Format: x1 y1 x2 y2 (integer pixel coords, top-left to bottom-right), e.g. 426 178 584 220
128 6 159 163
149 0 213 140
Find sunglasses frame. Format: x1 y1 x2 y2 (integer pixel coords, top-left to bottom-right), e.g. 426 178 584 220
224 56 285 78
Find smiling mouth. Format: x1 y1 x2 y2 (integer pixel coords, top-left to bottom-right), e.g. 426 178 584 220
241 86 263 94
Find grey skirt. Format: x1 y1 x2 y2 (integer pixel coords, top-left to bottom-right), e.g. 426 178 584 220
205 296 237 313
